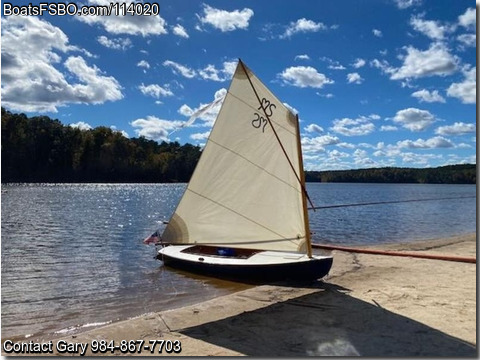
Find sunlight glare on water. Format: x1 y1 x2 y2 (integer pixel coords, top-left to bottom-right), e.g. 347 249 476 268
1 182 476 340
1 183 250 340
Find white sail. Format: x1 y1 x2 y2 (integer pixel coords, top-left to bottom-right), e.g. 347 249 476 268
162 60 308 252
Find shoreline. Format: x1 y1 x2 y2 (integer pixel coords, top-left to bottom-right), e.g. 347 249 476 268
3 232 476 356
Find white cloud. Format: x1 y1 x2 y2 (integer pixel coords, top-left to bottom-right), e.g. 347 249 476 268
221 61 237 78
410 15 450 40
435 122 476 136
372 29 382 37
317 92 334 98
130 116 184 142
97 36 132 50
198 61 237 82
110 125 129 138
353 149 376 167
190 131 210 141
320 57 346 70
411 89 445 103
329 64 346 70
198 4 253 32
368 139 468 167
2 15 73 55
392 108 435 131
370 58 395 76
352 58 366 68
278 66 333 88
295 54 310 61
347 72 363 84
447 66 476 104
328 149 350 159
394 0 422 9
400 152 442 166
380 125 398 131
178 104 193 117
138 83 173 98
1 16 123 112
396 136 454 149
302 135 341 153
281 18 327 38
331 116 376 136
441 154 476 166
458 8 476 30
283 102 299 115
199 65 223 81
304 124 324 133
70 121 92 130
329 63 345 70
162 60 236 81
163 60 196 78
76 0 167 36
65 56 123 101
337 142 356 149
172 24 189 38
257 23 282 41
457 34 476 48
137 60 150 69
302 149 355 170
390 43 458 80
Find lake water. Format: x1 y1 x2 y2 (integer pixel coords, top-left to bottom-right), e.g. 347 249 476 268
1 183 476 340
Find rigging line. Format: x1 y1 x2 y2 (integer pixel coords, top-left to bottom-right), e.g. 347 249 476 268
238 59 316 210
307 195 476 211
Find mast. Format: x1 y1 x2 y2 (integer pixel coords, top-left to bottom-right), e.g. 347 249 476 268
294 114 313 258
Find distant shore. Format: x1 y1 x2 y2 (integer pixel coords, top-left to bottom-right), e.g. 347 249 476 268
1 163 476 184
3 232 475 357
2 108 476 184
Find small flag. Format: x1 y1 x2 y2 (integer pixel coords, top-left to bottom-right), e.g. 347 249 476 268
143 230 160 245
169 93 225 135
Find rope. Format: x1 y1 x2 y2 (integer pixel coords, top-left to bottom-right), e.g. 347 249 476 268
308 195 475 211
312 243 476 263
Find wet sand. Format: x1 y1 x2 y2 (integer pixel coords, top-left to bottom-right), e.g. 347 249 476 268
5 233 476 357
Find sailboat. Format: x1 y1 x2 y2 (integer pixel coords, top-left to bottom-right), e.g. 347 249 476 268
156 59 333 281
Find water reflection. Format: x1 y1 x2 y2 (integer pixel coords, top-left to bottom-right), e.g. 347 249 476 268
307 183 475 244
1 182 476 339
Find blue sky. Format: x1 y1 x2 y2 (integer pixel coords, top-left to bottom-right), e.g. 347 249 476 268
1 0 476 170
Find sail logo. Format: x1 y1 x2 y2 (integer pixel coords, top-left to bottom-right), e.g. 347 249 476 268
252 97 276 133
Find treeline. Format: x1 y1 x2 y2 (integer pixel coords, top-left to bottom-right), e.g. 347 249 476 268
306 165 476 184
1 108 201 183
1 108 476 184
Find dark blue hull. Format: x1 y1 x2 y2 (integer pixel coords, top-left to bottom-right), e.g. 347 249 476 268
158 252 333 282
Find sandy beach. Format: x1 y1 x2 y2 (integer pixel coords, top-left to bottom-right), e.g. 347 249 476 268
4 233 476 357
